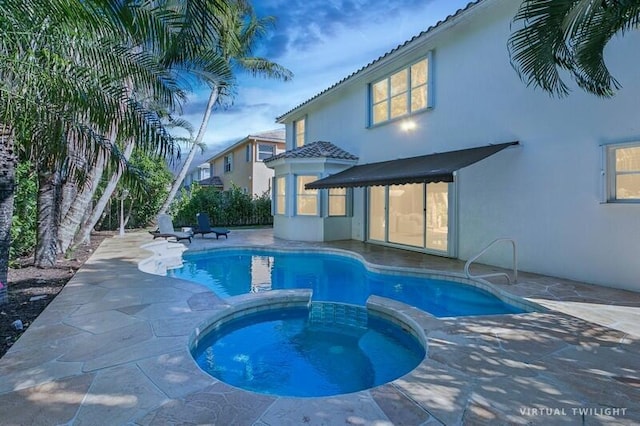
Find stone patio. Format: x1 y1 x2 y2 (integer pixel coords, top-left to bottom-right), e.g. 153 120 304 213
0 229 639 425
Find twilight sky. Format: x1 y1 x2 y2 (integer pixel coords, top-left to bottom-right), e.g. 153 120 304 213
179 0 472 161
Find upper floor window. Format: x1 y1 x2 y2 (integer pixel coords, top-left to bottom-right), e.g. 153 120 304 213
370 56 430 126
275 176 286 215
328 188 347 216
605 142 640 202
224 154 233 172
296 175 318 215
295 118 306 147
245 144 252 162
257 144 275 161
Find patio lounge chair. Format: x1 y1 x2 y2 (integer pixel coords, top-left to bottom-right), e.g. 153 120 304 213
150 214 193 243
194 212 230 239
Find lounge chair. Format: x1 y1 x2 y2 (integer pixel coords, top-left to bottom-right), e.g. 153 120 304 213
150 214 193 243
194 212 230 239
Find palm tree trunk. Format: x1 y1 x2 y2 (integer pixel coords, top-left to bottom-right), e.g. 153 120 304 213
72 138 135 248
158 86 219 214
0 125 16 304
59 133 82 221
35 169 62 268
56 151 106 255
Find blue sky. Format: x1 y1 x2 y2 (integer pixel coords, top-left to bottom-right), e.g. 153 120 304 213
179 0 472 160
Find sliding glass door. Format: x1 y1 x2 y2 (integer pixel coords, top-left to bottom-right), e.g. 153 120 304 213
367 182 450 254
368 186 386 241
388 183 424 247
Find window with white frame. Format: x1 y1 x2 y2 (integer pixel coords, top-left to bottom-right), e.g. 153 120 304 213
370 56 430 126
245 144 252 162
328 187 347 216
224 154 233 172
296 175 318 215
294 118 306 147
257 144 275 161
275 176 286 215
606 142 640 202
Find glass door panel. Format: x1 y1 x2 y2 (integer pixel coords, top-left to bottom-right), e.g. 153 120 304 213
426 182 448 252
388 183 424 247
368 186 386 241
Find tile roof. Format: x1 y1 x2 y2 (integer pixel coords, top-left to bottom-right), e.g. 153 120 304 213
276 1 483 122
248 128 285 141
264 141 358 163
198 176 224 187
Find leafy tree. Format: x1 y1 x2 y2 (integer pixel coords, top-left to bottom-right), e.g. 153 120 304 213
509 0 640 97
98 151 174 231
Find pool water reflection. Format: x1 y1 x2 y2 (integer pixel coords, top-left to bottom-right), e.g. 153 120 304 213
169 249 528 317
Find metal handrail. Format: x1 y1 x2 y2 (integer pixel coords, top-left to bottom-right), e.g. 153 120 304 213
464 238 518 284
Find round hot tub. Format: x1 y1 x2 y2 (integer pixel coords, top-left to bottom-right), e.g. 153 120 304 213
190 294 426 397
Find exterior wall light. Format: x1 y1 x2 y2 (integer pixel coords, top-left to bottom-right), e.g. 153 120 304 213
400 119 417 132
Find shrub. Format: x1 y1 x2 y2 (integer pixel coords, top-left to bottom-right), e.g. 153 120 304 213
170 184 273 227
10 162 37 262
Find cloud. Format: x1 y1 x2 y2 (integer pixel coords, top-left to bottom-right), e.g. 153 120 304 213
255 0 444 60
176 0 472 147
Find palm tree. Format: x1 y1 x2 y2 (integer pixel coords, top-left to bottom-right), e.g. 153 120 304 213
159 0 293 214
5 1 184 266
58 0 237 253
0 0 234 283
508 0 640 97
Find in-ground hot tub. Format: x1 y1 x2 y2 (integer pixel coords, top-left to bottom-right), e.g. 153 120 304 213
189 290 427 397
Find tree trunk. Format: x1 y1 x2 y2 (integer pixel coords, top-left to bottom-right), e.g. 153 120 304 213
0 126 16 304
35 169 62 268
158 86 219 214
59 133 82 221
72 139 135 248
58 77 132 253
56 148 106 255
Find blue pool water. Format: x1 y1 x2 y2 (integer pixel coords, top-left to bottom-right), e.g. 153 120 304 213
169 249 528 317
192 306 425 397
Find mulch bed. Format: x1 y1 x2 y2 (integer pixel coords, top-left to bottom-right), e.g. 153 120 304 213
0 233 111 358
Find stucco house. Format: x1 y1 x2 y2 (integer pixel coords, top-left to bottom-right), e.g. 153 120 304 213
265 0 640 292
206 129 285 196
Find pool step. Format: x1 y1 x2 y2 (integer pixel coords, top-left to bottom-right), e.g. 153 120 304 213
309 302 368 329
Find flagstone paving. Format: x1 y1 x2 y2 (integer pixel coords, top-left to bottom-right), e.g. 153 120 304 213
0 229 639 425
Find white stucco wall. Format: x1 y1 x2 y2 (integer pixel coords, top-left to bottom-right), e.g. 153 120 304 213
279 0 640 291
270 160 356 241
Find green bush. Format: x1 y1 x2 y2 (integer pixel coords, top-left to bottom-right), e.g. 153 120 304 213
170 184 273 227
10 162 37 261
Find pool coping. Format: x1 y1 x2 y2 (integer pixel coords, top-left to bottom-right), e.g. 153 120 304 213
187 290 432 397
1 230 639 425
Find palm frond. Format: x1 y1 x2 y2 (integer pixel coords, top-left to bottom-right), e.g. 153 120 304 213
508 0 640 97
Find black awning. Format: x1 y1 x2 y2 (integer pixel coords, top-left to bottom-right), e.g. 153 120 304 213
306 141 519 189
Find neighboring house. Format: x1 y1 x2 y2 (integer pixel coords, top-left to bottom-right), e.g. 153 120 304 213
183 162 211 188
265 0 640 292
206 129 285 196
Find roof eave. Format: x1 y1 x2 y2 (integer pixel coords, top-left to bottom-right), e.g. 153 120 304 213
276 0 488 123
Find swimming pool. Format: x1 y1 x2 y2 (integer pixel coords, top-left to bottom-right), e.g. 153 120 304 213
192 304 425 397
169 248 528 317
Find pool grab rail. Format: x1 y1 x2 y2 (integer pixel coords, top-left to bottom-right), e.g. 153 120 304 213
464 238 518 284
